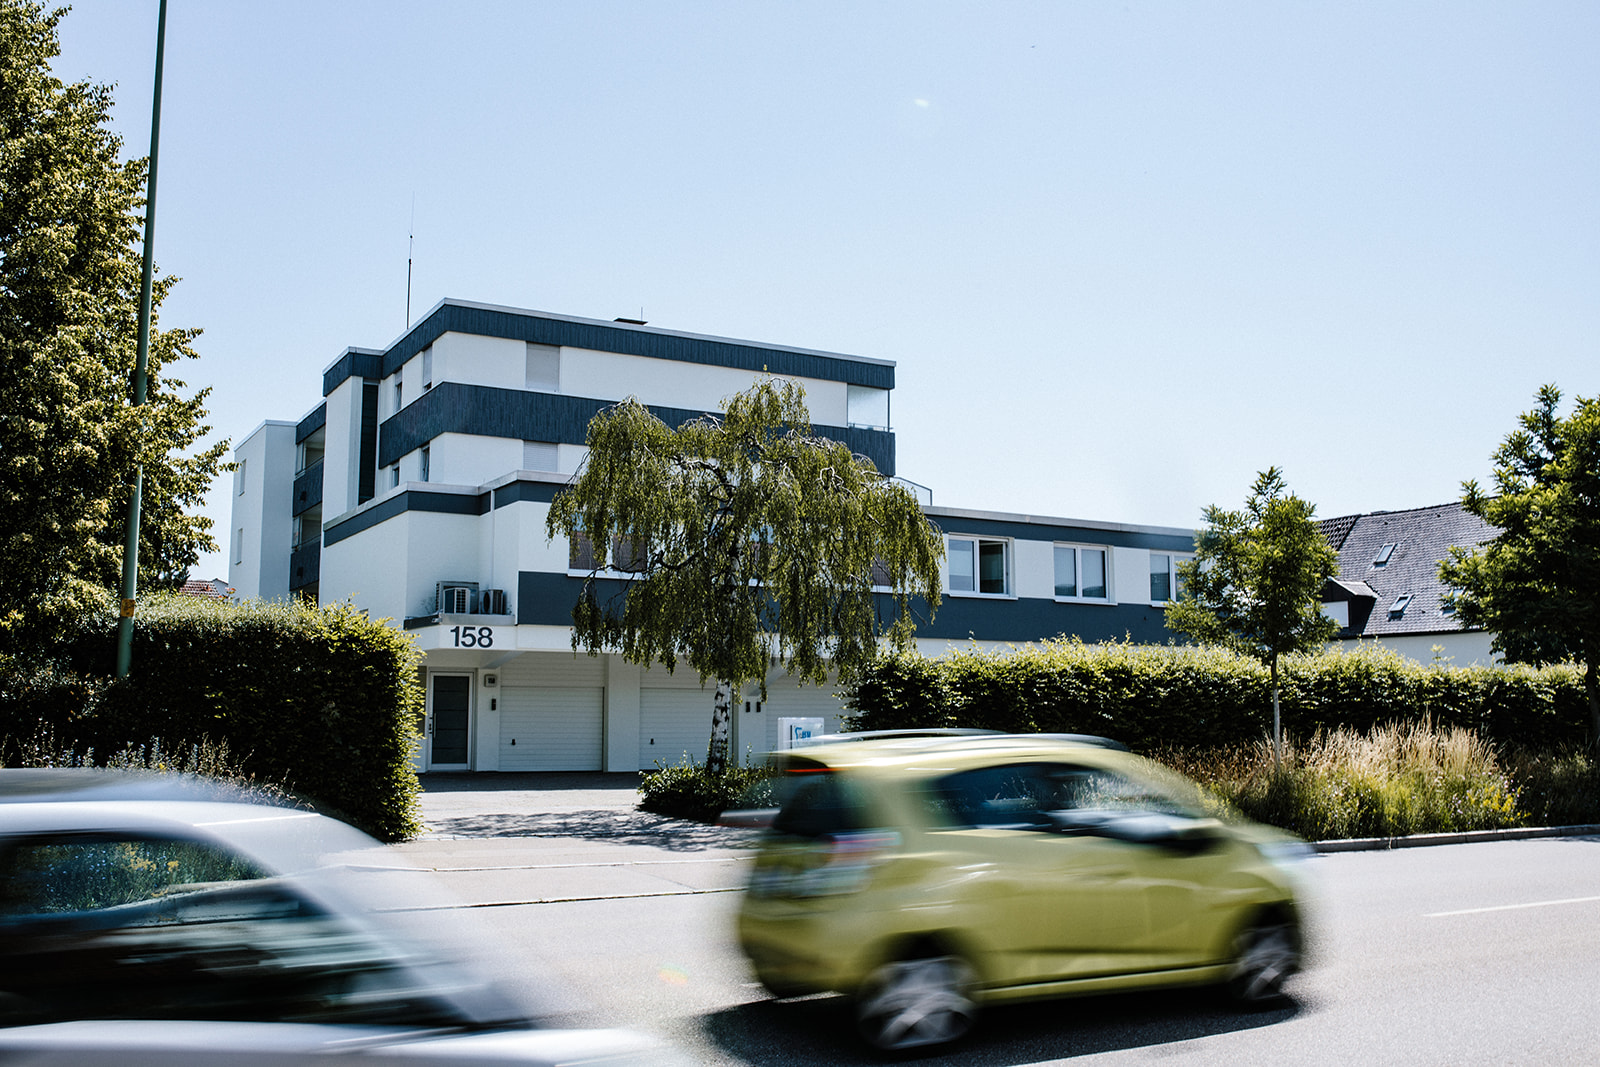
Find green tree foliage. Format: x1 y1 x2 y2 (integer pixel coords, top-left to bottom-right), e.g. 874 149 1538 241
0 1 227 642
1165 467 1338 760
1440 384 1600 745
546 378 945 774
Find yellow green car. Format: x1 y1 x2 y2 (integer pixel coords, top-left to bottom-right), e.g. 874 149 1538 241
735 732 1310 1052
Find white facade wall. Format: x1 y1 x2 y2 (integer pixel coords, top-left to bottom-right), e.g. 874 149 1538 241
228 421 296 601
427 432 520 488
322 377 375 518
431 332 525 391
1337 631 1500 668
559 346 851 423
318 513 410 622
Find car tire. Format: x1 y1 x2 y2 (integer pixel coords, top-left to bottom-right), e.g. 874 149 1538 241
1226 917 1299 1006
854 952 978 1052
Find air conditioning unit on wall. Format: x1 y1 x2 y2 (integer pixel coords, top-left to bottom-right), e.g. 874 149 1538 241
480 588 509 615
436 582 477 615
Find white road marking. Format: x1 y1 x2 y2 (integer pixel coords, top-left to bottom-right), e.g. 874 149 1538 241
1425 894 1600 918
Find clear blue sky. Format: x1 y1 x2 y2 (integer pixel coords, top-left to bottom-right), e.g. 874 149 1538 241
51 1 1599 582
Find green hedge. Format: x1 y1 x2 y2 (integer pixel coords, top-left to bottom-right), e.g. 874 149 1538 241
845 640 1589 753
0 593 423 841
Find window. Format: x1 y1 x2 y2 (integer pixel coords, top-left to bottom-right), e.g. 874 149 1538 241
948 536 1009 595
1389 593 1412 618
235 458 246 495
526 343 559 391
233 528 244 565
421 345 432 390
393 379 403 413
419 446 430 483
389 465 400 488
1149 552 1190 604
523 440 558 471
846 385 890 430
1373 543 1397 567
1054 544 1108 600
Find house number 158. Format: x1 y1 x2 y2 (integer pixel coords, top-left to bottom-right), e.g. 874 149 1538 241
449 626 494 648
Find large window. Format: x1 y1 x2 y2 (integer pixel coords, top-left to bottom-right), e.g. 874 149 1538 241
1149 552 1191 604
948 536 1010 596
1054 544 1108 600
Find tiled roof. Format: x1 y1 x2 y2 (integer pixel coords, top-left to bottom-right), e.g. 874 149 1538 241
181 579 233 601
1318 513 1361 552
1328 502 1496 638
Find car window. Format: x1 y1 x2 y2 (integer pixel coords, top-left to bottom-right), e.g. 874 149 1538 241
0 832 482 1030
770 772 871 838
929 763 1060 828
930 762 1200 828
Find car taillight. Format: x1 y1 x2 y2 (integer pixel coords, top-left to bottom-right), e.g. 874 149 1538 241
750 830 902 899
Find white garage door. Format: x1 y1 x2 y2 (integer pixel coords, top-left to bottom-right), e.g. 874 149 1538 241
499 686 603 771
640 688 714 771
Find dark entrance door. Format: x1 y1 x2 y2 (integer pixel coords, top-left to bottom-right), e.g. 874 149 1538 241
430 675 471 769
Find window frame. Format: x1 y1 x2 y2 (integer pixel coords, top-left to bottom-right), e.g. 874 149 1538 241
1053 542 1111 603
946 535 1013 598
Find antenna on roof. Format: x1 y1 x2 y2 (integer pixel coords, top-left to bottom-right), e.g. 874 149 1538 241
405 194 415 329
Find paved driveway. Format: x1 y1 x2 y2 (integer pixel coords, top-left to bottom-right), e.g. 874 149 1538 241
396 773 758 907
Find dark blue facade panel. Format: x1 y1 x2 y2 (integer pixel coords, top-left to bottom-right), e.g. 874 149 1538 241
493 480 565 509
296 403 327 443
370 303 894 391
918 595 1178 645
321 349 384 397
289 541 320 591
378 383 896 477
929 514 1195 553
292 460 323 517
323 489 490 547
515 571 1177 646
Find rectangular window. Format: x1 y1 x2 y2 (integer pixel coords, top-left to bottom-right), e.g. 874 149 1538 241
419 446 430 483
1149 552 1190 604
389 465 399 488
948 536 1009 595
1054 544 1108 600
846 385 890 430
522 440 559 471
235 458 247 496
393 379 403 413
526 343 560 391
421 346 432 390
234 528 244 565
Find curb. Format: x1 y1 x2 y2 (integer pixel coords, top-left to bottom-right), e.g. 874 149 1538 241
1313 823 1600 853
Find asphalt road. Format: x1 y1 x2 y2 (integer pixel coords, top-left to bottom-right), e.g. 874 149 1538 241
400 776 1600 1065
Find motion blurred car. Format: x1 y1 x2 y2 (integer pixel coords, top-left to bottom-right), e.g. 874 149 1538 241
736 733 1311 1052
0 768 684 1066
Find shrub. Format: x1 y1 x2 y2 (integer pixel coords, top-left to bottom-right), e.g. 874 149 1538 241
0 593 423 841
638 756 775 823
845 641 1590 754
1157 723 1524 840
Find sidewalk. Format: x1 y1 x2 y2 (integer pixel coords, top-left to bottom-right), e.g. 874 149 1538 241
392 772 758 908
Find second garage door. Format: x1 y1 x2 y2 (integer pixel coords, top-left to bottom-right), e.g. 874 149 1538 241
499 686 603 771
639 688 714 771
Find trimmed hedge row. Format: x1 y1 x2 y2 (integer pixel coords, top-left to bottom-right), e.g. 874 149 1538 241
844 640 1590 753
0 593 424 841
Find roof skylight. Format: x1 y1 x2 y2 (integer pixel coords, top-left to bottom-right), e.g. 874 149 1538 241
1373 543 1397 567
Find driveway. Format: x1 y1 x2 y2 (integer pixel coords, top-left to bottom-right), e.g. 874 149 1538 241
395 773 758 907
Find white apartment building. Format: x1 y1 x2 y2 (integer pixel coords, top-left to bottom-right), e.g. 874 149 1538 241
232 299 1197 772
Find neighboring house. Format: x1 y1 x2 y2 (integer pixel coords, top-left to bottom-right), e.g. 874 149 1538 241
180 578 234 601
230 299 1195 772
1318 502 1499 666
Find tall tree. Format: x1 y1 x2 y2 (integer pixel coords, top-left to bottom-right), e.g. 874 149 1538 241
0 0 226 642
1440 385 1600 745
546 378 944 775
1166 467 1338 764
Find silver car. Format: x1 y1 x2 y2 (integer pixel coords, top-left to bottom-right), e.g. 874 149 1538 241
0 769 683 1066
